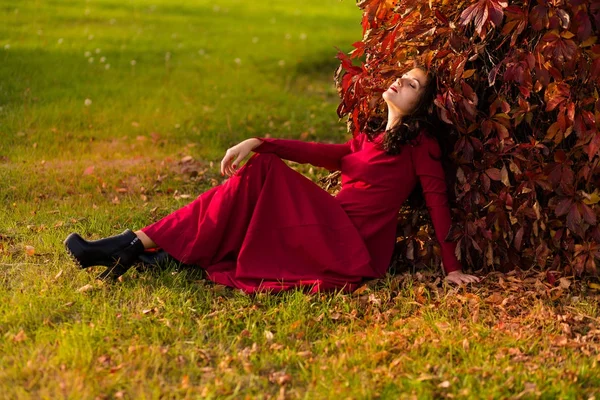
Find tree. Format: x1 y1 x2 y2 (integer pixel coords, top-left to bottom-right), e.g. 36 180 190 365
335 0 600 275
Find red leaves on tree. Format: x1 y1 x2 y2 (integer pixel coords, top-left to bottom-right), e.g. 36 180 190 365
336 0 600 276
460 0 507 37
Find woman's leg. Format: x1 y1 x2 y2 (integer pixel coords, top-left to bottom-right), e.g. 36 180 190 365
135 230 157 249
140 153 287 266
65 153 293 280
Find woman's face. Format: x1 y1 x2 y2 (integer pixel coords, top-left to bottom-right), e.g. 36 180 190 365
382 68 429 116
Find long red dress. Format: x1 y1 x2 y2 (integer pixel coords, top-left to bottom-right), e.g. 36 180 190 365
141 131 461 293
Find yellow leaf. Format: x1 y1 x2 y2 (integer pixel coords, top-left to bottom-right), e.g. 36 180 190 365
581 36 597 47
583 190 600 205
561 31 575 39
588 282 600 290
462 69 476 79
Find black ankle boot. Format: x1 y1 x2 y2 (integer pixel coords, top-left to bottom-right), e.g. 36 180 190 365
64 229 145 280
137 249 188 271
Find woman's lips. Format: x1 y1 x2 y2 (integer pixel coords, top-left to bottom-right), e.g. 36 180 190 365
390 86 398 93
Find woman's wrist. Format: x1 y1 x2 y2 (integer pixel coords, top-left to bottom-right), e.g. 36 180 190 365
248 138 263 150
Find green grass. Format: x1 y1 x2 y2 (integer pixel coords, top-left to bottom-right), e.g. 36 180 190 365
1 0 600 398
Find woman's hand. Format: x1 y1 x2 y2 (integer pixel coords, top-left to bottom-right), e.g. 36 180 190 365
220 138 262 177
446 270 480 285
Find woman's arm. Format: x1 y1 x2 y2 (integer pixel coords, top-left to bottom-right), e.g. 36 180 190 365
412 135 480 283
252 137 354 171
221 138 263 176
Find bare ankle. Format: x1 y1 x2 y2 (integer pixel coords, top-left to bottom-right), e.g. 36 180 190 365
134 231 157 249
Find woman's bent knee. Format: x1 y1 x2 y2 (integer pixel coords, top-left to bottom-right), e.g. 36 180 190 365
248 153 283 165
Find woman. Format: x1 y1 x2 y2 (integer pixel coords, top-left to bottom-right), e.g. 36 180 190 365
65 67 480 292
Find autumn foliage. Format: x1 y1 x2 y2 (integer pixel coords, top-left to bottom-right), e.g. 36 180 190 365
335 0 600 275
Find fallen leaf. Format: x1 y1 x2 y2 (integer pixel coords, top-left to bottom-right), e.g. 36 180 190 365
239 329 251 338
264 330 274 341
436 321 451 331
76 284 95 293
289 320 302 331
352 284 369 295
269 343 284 351
269 371 291 385
416 373 435 381
486 292 504 304
552 335 568 346
110 364 123 373
97 354 111 366
181 375 190 389
13 330 27 342
438 380 451 388
330 312 341 320
559 278 571 289
25 245 35 256
462 338 470 351
589 282 600 290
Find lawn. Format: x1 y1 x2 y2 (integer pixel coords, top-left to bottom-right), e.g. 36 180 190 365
1 0 600 398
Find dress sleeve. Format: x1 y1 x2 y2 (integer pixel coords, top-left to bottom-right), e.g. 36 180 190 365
412 134 462 274
252 136 354 171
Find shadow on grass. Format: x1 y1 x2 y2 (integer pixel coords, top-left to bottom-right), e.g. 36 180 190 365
294 50 342 81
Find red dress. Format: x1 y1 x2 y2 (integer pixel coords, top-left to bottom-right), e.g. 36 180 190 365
141 132 461 293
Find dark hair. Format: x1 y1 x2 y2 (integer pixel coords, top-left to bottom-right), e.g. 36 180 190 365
365 67 457 204
364 67 439 153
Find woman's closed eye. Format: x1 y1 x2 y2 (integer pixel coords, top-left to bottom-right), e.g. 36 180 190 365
400 76 418 89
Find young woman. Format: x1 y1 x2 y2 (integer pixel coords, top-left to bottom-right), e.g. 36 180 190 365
65 67 480 292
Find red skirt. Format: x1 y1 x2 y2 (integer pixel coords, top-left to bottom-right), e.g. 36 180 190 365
142 153 373 293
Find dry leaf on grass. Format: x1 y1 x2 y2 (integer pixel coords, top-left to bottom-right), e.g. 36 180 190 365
269 370 291 385
264 330 274 341
12 330 27 343
25 245 35 256
76 284 95 293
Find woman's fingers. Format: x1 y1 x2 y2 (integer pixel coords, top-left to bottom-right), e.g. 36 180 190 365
220 150 230 176
220 140 256 176
232 152 247 171
446 273 480 285
226 155 235 176
221 150 238 176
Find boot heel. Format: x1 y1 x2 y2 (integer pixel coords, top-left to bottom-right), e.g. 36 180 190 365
64 229 144 280
64 233 95 269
